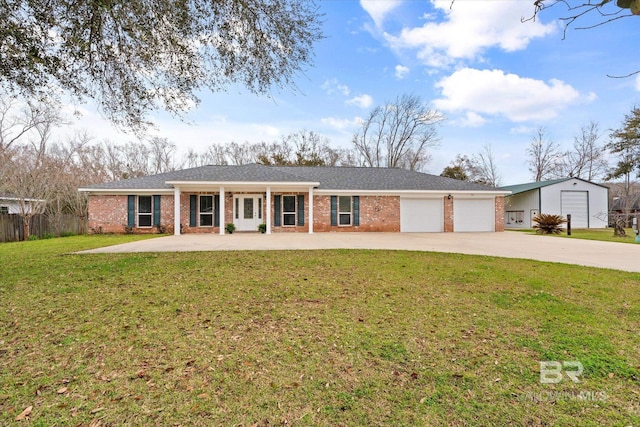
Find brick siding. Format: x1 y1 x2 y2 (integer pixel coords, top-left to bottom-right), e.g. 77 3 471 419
88 194 175 234
494 196 505 232
88 192 504 234
271 192 309 233
444 195 454 232
313 195 400 232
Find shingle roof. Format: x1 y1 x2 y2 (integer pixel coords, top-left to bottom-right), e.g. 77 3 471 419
81 164 502 192
501 177 608 195
83 164 310 190
273 166 497 191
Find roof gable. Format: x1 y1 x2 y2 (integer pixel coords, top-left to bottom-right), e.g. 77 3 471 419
502 177 608 195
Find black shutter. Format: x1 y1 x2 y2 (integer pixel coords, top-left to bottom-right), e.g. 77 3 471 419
353 196 360 226
297 194 304 226
127 195 135 228
189 195 197 227
330 196 337 226
214 194 220 227
153 195 161 227
274 195 281 227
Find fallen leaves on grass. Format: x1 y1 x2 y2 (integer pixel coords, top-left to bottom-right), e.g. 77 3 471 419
15 405 32 421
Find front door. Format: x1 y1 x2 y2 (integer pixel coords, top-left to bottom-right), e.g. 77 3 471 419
233 195 263 231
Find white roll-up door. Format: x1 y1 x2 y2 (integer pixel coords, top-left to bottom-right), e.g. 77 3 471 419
400 198 443 232
453 198 495 232
561 191 589 228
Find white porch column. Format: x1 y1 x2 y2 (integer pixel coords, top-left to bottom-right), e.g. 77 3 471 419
266 187 272 234
308 186 314 234
173 186 181 235
219 187 225 235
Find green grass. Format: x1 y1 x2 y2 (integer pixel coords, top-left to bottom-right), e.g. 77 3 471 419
509 228 639 244
1 235 640 426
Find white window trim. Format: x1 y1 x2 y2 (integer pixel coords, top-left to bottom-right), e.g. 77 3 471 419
138 195 153 228
506 210 524 225
338 195 352 227
199 194 214 227
282 195 297 227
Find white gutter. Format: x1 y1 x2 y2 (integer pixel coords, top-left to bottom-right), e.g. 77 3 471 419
165 180 320 187
312 189 511 196
78 188 175 194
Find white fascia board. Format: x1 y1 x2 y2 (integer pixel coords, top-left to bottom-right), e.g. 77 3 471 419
78 188 175 195
313 189 511 196
165 180 320 187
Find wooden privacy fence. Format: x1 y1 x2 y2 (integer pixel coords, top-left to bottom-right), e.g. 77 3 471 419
0 214 87 242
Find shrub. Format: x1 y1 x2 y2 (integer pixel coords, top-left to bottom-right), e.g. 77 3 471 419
28 234 39 241
225 223 236 234
532 213 566 235
258 223 267 233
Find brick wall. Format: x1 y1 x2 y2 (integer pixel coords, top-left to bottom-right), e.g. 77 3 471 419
88 192 505 234
88 194 175 234
444 195 454 232
180 192 221 234
313 195 400 232
88 195 128 234
494 196 505 232
271 192 309 233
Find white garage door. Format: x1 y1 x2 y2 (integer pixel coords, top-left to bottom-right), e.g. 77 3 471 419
454 198 495 232
400 198 443 232
561 191 588 228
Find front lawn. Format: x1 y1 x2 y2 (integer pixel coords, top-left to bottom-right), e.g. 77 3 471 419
1 236 639 425
509 228 639 244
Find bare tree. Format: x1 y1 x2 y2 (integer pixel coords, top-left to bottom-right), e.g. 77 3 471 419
440 148 501 186
255 140 294 166
119 142 151 178
557 121 608 181
0 97 64 153
0 97 67 238
526 1 635 40
352 94 444 171
471 144 502 187
527 127 561 181
225 142 255 165
148 137 182 174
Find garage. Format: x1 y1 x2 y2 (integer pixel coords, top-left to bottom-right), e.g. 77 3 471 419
561 191 589 228
400 198 443 232
454 198 495 232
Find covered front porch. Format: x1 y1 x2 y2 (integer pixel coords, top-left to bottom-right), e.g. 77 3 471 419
166 180 319 235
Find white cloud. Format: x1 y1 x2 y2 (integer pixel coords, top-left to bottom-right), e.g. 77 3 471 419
460 112 487 127
321 78 350 96
510 125 536 135
360 0 403 27
395 65 410 79
321 116 363 131
434 68 585 122
384 1 556 67
635 74 640 91
346 94 374 109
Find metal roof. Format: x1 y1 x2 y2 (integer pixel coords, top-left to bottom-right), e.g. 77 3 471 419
501 177 608 195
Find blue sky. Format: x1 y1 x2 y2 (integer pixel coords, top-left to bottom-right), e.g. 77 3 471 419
61 0 640 185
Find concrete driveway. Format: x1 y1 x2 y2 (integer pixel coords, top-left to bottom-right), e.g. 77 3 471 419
79 232 640 273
